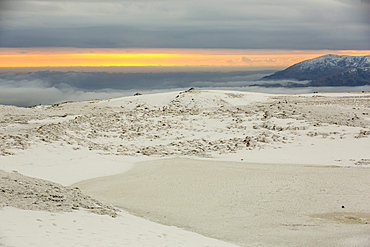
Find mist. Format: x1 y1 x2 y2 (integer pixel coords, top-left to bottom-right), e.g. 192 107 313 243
1 70 369 107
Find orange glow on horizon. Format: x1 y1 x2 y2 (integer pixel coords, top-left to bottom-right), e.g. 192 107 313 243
0 48 369 68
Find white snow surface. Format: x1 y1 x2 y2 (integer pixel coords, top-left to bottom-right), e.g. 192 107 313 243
0 207 237 247
1 89 370 246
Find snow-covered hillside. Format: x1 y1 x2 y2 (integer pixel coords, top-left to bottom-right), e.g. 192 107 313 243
262 54 370 84
296 54 370 71
1 88 369 164
1 89 370 247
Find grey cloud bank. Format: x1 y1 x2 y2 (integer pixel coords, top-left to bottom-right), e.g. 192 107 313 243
1 70 369 107
1 0 369 49
0 70 270 106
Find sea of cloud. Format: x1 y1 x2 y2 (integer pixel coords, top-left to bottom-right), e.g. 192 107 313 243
1 70 369 107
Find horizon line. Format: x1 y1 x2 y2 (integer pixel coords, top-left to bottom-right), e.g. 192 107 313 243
1 48 369 68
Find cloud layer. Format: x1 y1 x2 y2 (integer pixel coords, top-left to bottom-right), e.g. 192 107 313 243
1 0 369 49
1 70 369 107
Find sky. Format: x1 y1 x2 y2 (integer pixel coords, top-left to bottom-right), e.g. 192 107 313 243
0 0 369 68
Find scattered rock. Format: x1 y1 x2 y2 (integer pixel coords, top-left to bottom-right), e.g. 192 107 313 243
184 87 195 93
354 159 370 166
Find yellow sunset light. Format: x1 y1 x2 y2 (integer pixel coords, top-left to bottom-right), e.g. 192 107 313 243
0 48 369 68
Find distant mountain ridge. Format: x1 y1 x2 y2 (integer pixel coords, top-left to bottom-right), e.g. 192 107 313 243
261 54 370 87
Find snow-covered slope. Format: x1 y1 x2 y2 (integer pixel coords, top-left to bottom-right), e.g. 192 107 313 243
1 89 370 247
296 54 370 71
262 54 370 82
96 88 270 110
1 89 369 162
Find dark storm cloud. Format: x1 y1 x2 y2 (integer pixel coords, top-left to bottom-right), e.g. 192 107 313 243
0 0 369 49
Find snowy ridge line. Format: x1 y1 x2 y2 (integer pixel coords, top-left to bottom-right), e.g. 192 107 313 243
297 54 370 70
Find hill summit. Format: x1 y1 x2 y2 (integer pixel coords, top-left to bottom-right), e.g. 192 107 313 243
261 54 370 86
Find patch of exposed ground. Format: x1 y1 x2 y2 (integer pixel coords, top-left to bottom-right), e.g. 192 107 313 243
312 212 370 224
0 169 119 217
